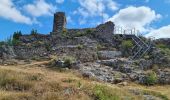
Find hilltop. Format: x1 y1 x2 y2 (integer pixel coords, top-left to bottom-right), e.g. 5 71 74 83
0 12 170 100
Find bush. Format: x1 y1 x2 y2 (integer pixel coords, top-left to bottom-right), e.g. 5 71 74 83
160 48 170 57
62 28 68 37
31 29 38 36
145 71 158 85
77 44 84 49
63 56 76 68
121 40 133 57
93 85 120 100
75 32 84 37
12 38 20 46
156 43 168 49
0 41 5 47
13 31 22 40
86 29 93 34
122 40 133 49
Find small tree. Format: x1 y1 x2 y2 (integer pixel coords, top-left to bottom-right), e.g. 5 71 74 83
31 29 38 36
13 31 22 40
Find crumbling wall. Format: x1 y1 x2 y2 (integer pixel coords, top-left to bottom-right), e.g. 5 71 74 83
19 34 51 44
14 46 48 59
94 21 115 45
51 45 98 62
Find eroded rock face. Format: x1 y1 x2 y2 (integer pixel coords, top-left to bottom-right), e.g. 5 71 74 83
79 62 128 83
0 45 16 60
98 51 122 60
158 70 170 84
51 45 98 62
138 59 153 70
151 48 170 68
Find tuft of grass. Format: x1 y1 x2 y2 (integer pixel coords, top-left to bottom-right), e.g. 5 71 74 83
0 91 35 100
93 85 120 100
0 68 42 91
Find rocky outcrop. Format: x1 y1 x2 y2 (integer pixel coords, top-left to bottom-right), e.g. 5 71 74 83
150 48 170 67
98 51 122 60
94 21 115 45
51 45 98 62
79 62 128 83
158 69 170 84
0 45 16 60
14 46 48 59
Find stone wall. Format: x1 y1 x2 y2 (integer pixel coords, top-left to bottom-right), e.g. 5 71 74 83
94 21 115 45
19 34 51 44
50 36 97 47
51 45 98 62
14 46 48 59
0 45 16 60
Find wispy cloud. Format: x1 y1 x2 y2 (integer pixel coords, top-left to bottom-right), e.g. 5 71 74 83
24 0 56 17
0 0 33 24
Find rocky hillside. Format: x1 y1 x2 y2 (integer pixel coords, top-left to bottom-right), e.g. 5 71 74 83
0 12 170 100
0 60 169 100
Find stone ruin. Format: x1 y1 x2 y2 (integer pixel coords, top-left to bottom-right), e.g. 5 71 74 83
0 12 170 85
51 12 67 36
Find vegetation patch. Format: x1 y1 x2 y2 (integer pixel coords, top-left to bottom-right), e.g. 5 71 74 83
145 71 158 86
0 68 42 91
92 85 120 100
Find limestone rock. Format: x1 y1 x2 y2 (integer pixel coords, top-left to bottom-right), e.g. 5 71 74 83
98 51 122 60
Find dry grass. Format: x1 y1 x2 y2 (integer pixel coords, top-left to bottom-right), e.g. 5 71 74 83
0 61 169 100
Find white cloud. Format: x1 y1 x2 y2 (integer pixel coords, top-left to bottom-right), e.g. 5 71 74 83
145 25 170 39
74 0 118 25
77 0 118 17
56 0 64 4
108 6 161 32
24 0 56 17
106 0 119 11
0 0 32 24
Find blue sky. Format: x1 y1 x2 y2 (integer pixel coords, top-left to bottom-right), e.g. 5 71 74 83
0 0 170 40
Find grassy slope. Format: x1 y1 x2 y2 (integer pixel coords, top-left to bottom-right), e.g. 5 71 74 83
0 61 169 100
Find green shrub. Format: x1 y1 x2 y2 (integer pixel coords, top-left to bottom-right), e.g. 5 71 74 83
77 44 84 49
12 38 20 46
0 41 5 47
31 29 38 36
75 32 84 37
145 71 158 85
86 29 93 34
121 40 133 57
160 48 170 57
156 43 168 49
13 31 22 40
62 28 68 37
93 85 120 100
122 40 133 49
63 56 76 68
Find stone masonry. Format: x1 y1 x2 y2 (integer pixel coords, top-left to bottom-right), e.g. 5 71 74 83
52 12 67 34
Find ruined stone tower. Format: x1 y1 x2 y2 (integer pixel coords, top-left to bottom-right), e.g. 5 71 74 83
52 12 67 35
